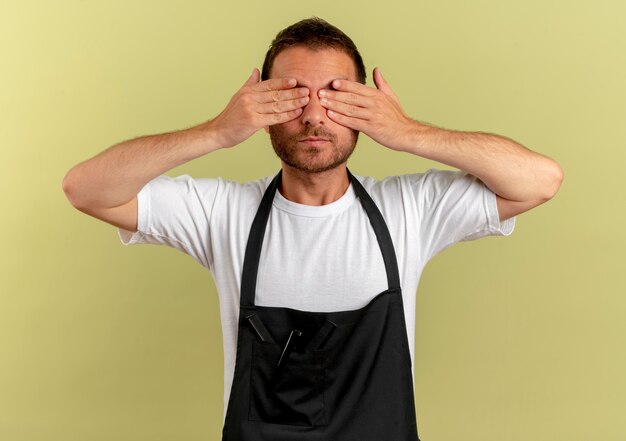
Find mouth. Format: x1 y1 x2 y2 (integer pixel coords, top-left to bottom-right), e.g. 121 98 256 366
299 137 330 147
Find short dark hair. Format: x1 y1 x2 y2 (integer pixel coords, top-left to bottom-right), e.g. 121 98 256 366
261 17 366 84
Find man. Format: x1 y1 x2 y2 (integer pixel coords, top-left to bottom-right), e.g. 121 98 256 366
63 17 562 440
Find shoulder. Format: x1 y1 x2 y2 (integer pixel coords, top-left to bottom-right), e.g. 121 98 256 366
211 175 275 210
352 168 466 187
350 168 489 216
352 168 469 199
146 173 274 201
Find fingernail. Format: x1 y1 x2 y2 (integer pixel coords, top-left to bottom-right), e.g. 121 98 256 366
319 89 327 96
332 80 341 88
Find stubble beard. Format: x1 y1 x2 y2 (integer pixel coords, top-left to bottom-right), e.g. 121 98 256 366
269 126 359 174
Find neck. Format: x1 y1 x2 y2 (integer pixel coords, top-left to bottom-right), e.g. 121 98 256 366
279 163 350 206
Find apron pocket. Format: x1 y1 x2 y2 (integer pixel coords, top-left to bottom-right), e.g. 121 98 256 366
249 340 326 427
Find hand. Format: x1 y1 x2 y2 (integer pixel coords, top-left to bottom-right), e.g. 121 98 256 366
208 68 310 148
319 67 420 152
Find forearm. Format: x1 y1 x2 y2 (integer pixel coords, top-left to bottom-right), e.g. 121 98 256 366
63 71 307 212
62 120 220 210
405 121 563 203
318 71 562 214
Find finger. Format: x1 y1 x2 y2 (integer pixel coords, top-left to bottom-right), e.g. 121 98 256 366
325 109 364 131
373 67 400 102
252 77 298 92
319 89 373 108
243 68 261 87
257 95 310 114
262 107 304 126
256 86 309 104
319 96 369 120
331 79 377 97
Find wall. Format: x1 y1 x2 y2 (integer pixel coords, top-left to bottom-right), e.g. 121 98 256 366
1 0 624 439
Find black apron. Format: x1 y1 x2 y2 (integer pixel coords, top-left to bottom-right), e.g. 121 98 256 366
222 169 420 441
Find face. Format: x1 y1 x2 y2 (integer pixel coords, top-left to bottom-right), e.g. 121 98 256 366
268 46 359 174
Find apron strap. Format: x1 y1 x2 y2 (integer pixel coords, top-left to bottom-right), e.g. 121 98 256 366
347 169 401 291
240 170 281 308
240 169 401 307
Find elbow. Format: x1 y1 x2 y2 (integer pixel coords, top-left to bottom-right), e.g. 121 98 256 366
62 166 88 210
540 159 564 202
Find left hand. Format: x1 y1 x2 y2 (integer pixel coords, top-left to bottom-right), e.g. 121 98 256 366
319 67 420 152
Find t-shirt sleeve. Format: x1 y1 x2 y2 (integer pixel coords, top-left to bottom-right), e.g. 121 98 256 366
117 174 220 270
406 168 515 261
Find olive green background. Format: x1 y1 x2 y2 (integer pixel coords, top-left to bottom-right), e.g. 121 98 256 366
1 0 624 440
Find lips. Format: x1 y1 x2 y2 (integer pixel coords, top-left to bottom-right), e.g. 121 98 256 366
299 137 330 147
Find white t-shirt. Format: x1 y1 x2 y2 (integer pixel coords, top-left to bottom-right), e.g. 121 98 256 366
118 168 515 416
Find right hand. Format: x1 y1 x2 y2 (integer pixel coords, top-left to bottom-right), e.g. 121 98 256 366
208 68 310 148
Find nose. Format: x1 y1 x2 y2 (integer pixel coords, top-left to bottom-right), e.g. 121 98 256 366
300 93 327 127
